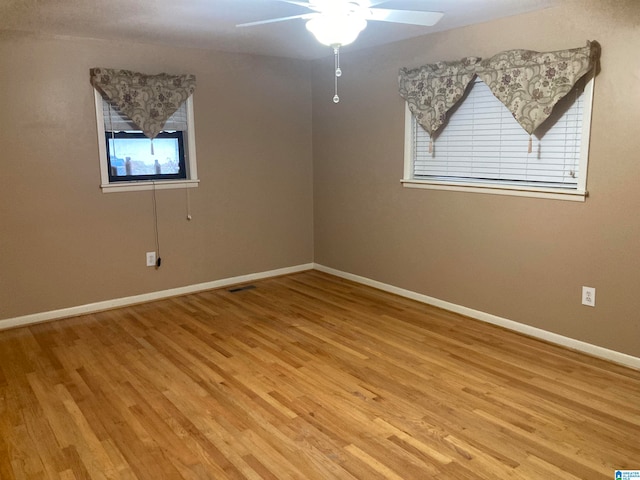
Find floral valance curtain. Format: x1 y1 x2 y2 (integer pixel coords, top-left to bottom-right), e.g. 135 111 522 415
90 68 197 139
398 57 480 139
475 42 599 135
398 41 599 140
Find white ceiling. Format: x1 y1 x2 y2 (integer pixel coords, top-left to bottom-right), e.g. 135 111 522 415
0 0 557 60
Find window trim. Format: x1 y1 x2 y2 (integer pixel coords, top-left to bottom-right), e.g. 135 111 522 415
401 75 595 202
94 90 199 193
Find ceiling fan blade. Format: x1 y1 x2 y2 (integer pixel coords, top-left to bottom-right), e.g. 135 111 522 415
271 0 314 7
367 8 444 26
236 13 314 28
359 0 391 6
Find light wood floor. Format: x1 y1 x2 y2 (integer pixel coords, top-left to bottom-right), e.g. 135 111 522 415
1 271 639 479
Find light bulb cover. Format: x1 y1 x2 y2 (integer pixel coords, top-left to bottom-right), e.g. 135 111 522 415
306 13 367 47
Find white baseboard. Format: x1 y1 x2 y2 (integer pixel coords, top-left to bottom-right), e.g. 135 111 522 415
313 263 640 371
0 263 314 332
3 261 638 371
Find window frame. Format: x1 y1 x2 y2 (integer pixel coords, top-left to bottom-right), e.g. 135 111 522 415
94 89 199 193
401 74 595 202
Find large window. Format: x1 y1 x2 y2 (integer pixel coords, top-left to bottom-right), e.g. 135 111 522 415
402 75 594 201
94 91 198 193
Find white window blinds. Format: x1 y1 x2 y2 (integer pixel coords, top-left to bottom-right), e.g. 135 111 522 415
102 99 189 133
412 78 585 189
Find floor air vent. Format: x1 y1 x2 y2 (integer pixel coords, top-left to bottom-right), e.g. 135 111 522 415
228 285 256 293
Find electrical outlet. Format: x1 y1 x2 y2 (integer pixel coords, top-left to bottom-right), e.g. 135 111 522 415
146 251 156 267
582 286 595 307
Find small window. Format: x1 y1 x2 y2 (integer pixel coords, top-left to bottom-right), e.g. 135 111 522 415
402 75 594 201
94 91 198 192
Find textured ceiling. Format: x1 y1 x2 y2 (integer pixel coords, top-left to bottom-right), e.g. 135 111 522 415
0 0 557 59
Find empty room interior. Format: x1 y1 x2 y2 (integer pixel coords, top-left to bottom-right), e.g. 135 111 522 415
1 0 639 478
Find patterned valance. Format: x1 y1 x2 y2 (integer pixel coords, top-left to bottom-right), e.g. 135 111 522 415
475 42 599 135
398 41 599 139
90 68 196 139
398 56 480 138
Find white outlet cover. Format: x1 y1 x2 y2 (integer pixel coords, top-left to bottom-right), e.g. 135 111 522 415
146 251 156 267
582 286 595 307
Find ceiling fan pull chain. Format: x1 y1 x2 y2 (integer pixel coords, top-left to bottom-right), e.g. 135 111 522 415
333 45 341 103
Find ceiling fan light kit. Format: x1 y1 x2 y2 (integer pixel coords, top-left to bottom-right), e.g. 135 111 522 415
305 13 367 47
237 0 444 102
306 12 367 103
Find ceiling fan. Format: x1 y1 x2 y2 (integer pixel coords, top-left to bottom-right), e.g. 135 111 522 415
237 0 444 102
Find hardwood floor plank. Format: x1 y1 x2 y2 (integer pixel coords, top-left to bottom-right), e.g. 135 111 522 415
373 417 454 466
1 270 639 479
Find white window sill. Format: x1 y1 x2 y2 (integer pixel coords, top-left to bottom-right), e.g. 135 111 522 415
101 179 200 193
401 179 587 202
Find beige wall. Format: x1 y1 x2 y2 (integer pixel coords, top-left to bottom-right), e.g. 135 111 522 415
0 33 314 319
312 0 640 357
